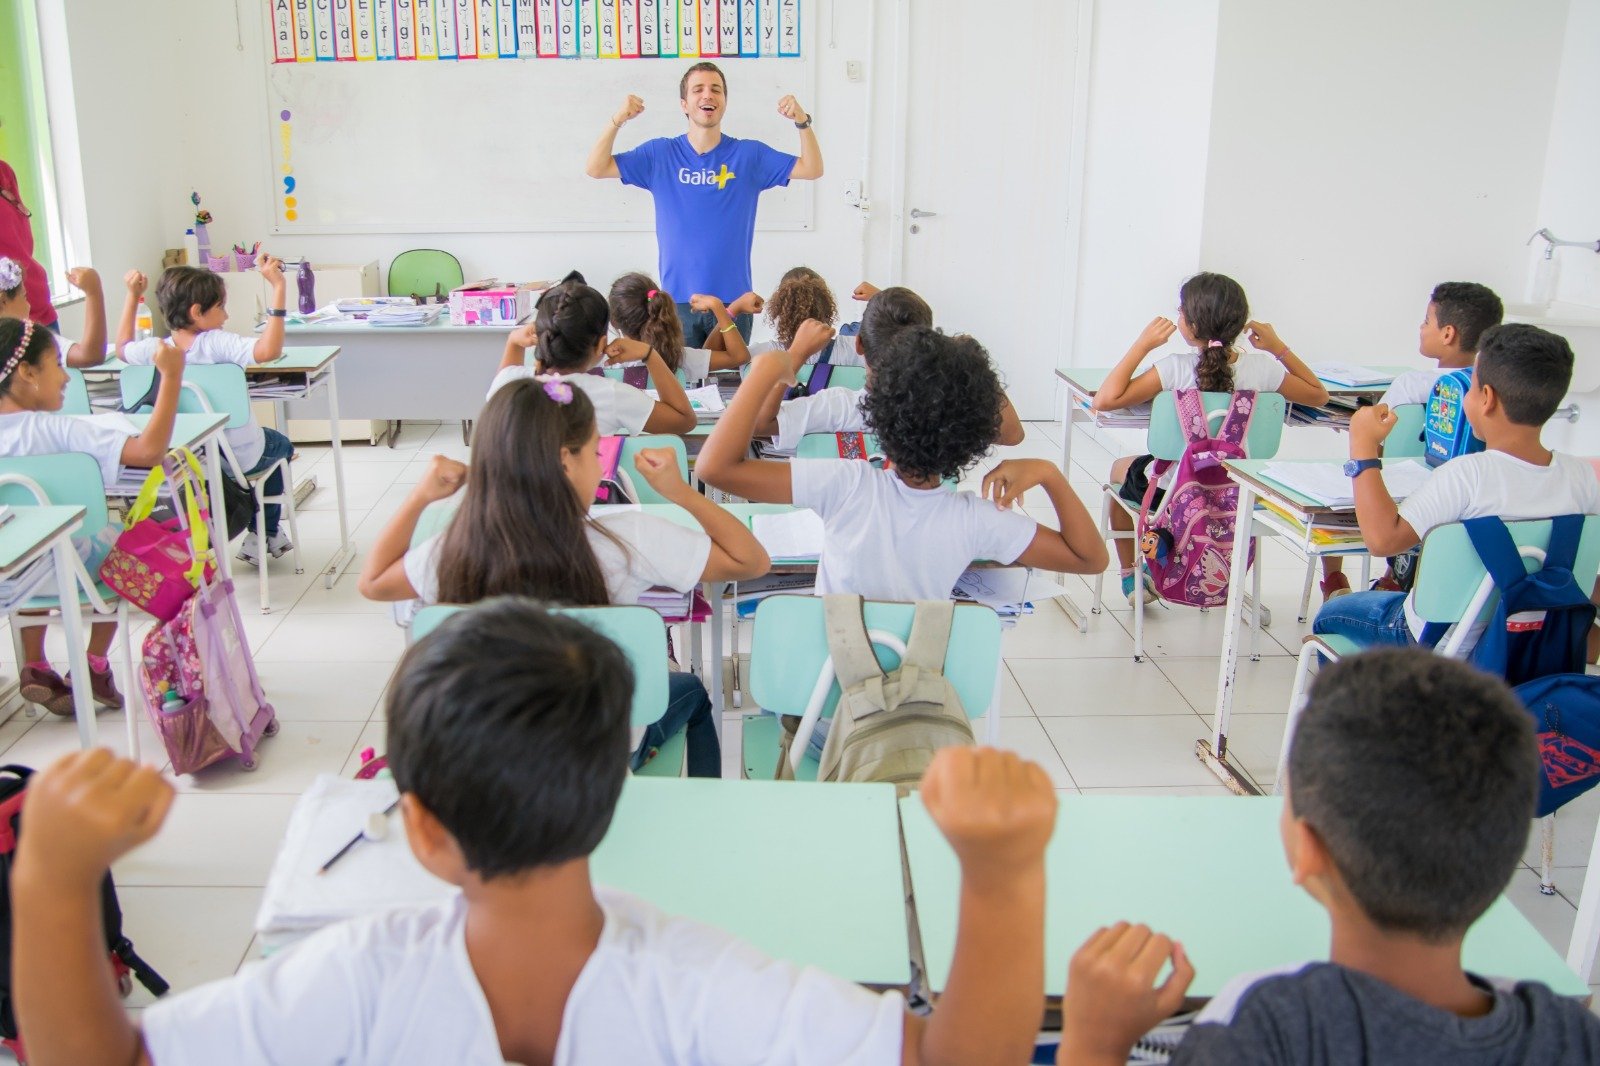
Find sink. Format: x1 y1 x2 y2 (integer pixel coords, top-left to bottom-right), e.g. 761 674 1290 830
1503 301 1600 392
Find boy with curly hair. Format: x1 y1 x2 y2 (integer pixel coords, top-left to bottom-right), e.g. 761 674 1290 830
698 325 1105 600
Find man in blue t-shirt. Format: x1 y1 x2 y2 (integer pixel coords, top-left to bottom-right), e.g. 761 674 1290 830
585 62 824 347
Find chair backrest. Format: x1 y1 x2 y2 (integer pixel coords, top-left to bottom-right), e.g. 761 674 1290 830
1382 403 1427 459
387 249 465 301
615 435 689 505
62 370 92 415
120 364 253 430
1146 391 1286 462
794 432 882 461
410 603 668 727
599 366 689 387
749 595 1002 720
0 452 110 531
1413 516 1600 634
797 364 868 391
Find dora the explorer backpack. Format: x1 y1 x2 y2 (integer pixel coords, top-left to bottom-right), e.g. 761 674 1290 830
1137 389 1257 608
776 595 972 788
0 765 168 1063
1423 369 1485 468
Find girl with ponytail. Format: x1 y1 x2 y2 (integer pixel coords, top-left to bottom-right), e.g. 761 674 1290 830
0 318 186 713
607 272 754 385
1091 272 1329 604
491 273 695 435
359 376 771 776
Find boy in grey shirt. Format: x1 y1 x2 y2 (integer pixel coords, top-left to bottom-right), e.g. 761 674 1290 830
1055 648 1600 1065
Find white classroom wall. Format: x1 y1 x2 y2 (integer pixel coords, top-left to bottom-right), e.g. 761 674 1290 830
1533 0 1600 310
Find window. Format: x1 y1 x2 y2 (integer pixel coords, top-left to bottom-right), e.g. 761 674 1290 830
0 0 71 301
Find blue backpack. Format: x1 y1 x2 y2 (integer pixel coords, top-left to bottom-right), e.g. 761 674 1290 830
787 322 861 399
1422 369 1485 468
1514 674 1600 817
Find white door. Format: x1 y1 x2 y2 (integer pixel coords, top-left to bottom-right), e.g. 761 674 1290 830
896 2 1082 420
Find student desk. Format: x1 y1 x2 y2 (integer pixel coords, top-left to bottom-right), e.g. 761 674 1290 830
0 505 94 746
901 793 1588 999
591 776 911 986
92 349 356 589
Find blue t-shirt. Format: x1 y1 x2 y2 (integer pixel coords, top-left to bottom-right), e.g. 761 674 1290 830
615 134 797 303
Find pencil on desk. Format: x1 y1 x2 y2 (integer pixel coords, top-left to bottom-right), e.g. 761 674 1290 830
317 798 400 875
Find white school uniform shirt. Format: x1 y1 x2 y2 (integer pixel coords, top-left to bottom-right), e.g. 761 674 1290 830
790 458 1038 600
402 509 711 608
488 366 656 437
774 388 869 454
1398 450 1600 641
1380 367 1449 408
750 337 867 369
140 888 905 1066
122 331 267 470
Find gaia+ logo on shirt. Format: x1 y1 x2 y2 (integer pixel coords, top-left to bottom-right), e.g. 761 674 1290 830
677 164 737 190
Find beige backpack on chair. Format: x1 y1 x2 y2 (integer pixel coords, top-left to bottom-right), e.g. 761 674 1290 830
778 594 974 787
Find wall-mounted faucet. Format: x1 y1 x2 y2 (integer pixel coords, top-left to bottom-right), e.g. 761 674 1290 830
1528 228 1600 260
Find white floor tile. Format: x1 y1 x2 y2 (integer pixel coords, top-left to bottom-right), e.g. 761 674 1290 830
1009 656 1196 717
1155 656 1301 718
997 664 1033 717
1041 714 1219 789
1504 867 1577 956
117 887 263 1004
172 719 367 795
994 716 1075 789
115 793 300 887
253 612 404 662
254 659 394 721
1002 601 1135 659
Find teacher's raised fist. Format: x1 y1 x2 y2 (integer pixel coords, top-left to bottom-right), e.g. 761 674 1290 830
613 95 645 127
776 95 809 125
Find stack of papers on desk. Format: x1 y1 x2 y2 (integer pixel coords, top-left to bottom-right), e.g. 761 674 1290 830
952 568 1072 620
366 303 442 327
256 775 453 952
752 509 824 560
637 587 693 617
645 384 726 419
1077 398 1152 427
1259 459 1431 508
334 297 416 314
1314 363 1394 388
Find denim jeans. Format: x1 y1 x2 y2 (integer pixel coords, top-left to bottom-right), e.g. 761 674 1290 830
632 670 721 778
676 303 753 349
1311 590 1417 649
245 427 294 536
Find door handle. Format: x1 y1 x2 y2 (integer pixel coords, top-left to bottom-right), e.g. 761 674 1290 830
909 208 938 219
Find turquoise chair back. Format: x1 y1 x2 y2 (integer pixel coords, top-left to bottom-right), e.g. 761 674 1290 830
0 452 110 532
796 364 868 391
120 364 253 430
387 249 464 302
62 370 92 415
1146 391 1286 462
599 366 689 386
410 603 669 728
1412 516 1600 627
794 432 881 461
616 435 689 504
749 595 1002 721
1381 403 1427 459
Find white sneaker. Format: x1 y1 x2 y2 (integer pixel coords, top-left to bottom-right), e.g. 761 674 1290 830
237 531 293 566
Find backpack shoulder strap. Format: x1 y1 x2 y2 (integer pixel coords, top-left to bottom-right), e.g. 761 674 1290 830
1546 513 1585 573
809 361 834 395
902 599 955 674
1172 388 1210 444
822 594 886 688
1463 516 1532 592
1218 390 1257 446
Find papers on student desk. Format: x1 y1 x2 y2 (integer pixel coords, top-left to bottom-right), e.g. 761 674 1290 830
257 775 453 952
1313 363 1394 388
365 302 443 327
645 384 726 419
952 568 1073 620
1259 459 1432 509
752 509 824 561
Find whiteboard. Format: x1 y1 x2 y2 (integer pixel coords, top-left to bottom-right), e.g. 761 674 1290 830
265 51 815 234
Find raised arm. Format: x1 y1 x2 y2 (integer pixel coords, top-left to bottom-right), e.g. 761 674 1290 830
603 337 695 434
1347 405 1421 557
1245 320 1328 408
113 271 147 358
630 448 770 582
777 96 823 180
902 748 1055 1066
982 460 1110 575
585 96 643 180
251 254 287 363
118 344 184 469
690 294 753 371
63 268 106 367
358 456 466 601
1091 318 1173 413
751 319 837 437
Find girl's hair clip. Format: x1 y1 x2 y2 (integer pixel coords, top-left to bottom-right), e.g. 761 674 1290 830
646 289 659 300
0 257 22 291
535 374 574 404
1206 339 1225 348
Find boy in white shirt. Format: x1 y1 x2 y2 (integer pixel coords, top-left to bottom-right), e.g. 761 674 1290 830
13 597 1059 1066
116 260 297 564
698 326 1106 601
1313 323 1599 651
1319 281 1504 599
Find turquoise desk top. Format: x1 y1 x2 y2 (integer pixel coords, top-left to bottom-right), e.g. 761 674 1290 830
120 412 228 453
411 501 800 553
96 346 339 375
1056 365 1414 397
591 777 911 985
0 505 85 576
902 794 1586 997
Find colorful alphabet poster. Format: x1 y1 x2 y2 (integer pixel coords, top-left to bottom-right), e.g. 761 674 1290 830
265 0 800 61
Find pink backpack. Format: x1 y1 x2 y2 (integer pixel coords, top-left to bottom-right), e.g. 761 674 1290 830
1136 389 1257 608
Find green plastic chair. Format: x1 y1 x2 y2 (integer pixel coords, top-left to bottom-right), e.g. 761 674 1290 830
62 370 92 415
121 364 304 614
796 365 868 391
410 602 685 776
1095 391 1288 662
0 453 140 755
742 595 1003 782
387 249 464 303
1281 515 1600 891
616 435 689 505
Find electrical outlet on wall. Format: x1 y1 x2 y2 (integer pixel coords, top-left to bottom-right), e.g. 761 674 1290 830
845 60 864 82
843 180 864 208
